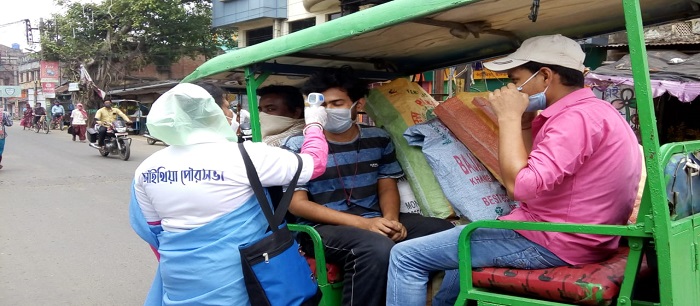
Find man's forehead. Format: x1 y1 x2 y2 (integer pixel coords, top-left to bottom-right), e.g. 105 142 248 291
260 93 285 104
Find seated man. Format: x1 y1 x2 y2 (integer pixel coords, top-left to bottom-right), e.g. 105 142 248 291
385 34 643 306
257 85 306 147
94 100 132 148
51 101 65 119
33 103 46 126
282 67 454 306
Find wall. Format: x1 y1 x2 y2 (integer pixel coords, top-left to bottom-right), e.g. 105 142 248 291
128 55 207 81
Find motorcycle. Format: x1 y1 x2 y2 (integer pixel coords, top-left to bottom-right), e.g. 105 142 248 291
142 127 166 146
88 120 132 161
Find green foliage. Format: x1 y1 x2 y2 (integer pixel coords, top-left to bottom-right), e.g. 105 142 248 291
40 0 236 84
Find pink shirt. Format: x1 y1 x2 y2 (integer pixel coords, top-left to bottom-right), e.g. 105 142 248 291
500 88 642 265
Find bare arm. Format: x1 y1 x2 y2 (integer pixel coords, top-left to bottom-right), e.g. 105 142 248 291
289 190 367 227
376 178 405 241
289 190 396 237
377 178 400 222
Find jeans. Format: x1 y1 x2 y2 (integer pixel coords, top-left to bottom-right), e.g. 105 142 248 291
386 226 567 306
301 213 453 306
97 126 108 146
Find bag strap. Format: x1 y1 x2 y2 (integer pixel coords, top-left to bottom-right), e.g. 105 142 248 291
239 142 303 231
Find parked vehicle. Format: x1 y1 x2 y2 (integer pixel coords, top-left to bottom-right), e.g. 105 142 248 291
88 120 131 161
112 99 148 135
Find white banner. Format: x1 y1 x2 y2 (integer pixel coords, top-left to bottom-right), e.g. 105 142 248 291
0 86 21 98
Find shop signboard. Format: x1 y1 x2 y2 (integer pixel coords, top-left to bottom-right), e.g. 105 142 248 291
40 61 60 83
0 86 21 98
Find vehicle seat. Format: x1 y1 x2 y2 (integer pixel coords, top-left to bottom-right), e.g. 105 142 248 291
303 255 343 284
470 247 651 305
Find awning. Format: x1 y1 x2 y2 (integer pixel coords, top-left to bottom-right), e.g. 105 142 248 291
183 0 700 83
107 81 180 96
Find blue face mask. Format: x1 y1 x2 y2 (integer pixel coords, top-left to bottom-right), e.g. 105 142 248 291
517 71 549 112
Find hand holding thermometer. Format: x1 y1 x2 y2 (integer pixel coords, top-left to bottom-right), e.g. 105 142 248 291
303 93 327 133
306 93 324 107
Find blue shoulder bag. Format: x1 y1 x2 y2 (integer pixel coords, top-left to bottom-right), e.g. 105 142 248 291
238 143 322 306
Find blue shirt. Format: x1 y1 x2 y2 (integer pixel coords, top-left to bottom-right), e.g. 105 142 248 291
282 124 404 220
51 105 65 115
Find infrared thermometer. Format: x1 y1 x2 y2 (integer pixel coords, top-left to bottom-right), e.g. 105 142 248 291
306 93 324 107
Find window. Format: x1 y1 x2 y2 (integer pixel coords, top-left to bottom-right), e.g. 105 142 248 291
289 17 316 33
327 12 342 21
246 26 273 46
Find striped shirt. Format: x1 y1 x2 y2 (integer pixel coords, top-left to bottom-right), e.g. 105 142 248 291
282 124 404 219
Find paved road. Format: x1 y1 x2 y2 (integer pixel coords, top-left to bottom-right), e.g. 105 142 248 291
0 122 167 305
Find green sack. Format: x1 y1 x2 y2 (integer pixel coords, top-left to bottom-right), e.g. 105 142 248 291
365 79 453 219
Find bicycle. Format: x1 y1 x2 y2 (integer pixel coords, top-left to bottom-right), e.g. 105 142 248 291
34 115 49 134
51 114 64 131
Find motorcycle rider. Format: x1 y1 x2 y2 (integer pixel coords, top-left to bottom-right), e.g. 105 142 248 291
94 100 132 150
33 103 47 127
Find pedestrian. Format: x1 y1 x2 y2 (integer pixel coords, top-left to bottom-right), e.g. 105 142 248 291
0 106 13 170
21 103 32 129
70 103 88 142
129 82 329 305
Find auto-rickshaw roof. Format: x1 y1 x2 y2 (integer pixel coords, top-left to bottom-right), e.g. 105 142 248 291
183 0 700 85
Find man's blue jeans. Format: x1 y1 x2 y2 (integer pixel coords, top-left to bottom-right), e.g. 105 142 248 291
386 226 567 306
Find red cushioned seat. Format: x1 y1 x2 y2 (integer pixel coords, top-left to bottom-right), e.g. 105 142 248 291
471 247 649 305
305 256 343 284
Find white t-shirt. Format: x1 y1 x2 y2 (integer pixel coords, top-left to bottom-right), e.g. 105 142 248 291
133 141 314 232
71 109 87 125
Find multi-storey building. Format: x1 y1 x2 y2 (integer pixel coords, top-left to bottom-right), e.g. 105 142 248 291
213 0 391 48
0 44 24 115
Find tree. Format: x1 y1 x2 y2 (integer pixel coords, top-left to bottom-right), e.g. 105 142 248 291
40 0 236 107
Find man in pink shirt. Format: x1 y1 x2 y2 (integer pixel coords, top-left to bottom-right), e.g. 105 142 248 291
386 34 642 306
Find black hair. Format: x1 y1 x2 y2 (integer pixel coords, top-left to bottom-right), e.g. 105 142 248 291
256 85 304 112
194 82 226 107
301 66 369 102
521 62 585 88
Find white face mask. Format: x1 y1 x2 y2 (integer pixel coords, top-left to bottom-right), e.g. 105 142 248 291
324 102 357 134
259 112 304 138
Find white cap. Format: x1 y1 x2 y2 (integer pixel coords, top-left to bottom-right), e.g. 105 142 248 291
483 34 586 72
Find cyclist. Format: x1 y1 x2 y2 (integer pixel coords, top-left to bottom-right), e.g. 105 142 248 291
51 101 65 128
33 103 47 128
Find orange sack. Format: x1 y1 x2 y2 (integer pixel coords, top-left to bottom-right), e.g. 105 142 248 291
434 92 504 184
